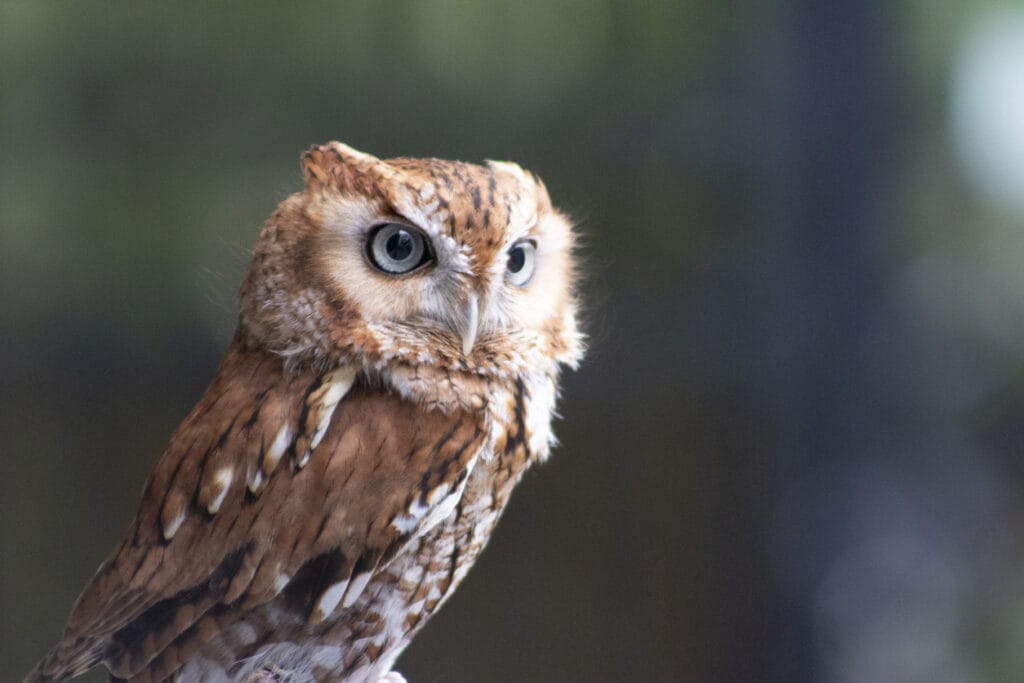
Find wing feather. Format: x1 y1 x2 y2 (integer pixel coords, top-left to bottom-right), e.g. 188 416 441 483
28 345 486 682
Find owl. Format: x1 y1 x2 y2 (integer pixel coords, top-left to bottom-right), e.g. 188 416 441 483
26 142 583 683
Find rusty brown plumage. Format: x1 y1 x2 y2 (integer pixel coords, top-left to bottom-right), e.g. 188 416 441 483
27 142 583 682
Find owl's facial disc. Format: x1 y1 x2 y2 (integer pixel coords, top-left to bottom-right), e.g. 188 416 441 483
362 220 481 356
297 147 581 370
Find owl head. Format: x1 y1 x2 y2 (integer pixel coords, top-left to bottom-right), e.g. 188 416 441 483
238 142 583 390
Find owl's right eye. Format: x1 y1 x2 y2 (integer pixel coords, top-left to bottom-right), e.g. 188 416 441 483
367 223 433 275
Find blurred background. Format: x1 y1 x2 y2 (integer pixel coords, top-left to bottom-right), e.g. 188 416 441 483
3 2 1024 681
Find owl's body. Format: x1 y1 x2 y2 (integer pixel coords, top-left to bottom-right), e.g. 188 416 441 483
27 143 582 682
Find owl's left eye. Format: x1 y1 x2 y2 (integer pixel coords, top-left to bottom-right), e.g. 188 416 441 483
367 223 433 275
506 239 536 286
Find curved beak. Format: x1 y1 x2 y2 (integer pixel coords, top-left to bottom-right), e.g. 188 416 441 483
460 294 479 356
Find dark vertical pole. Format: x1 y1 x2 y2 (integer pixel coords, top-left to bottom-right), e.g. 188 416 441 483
761 1 892 680
787 0 886 455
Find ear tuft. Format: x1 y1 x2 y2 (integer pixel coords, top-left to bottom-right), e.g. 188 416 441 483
484 159 526 180
486 159 551 211
300 141 378 192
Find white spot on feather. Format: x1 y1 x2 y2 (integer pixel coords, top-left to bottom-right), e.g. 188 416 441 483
388 455 480 536
391 512 419 535
342 572 373 608
162 509 185 541
426 482 450 505
313 579 350 622
525 374 559 459
390 496 430 535
309 366 357 451
265 425 293 473
247 466 264 494
273 572 291 596
408 497 430 518
233 622 258 646
206 466 234 514
421 488 462 534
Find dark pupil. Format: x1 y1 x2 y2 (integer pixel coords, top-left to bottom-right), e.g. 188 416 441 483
508 246 525 273
386 231 414 261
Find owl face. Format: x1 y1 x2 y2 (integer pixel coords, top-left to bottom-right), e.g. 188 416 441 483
240 142 582 378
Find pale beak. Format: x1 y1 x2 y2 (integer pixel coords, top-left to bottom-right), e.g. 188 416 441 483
460 293 479 356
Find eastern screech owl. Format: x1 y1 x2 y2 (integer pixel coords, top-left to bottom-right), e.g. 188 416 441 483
26 142 583 683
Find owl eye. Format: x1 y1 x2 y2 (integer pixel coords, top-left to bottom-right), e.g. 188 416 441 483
506 239 536 286
367 223 433 275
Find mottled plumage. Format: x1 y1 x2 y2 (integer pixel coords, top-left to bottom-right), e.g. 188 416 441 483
27 142 583 682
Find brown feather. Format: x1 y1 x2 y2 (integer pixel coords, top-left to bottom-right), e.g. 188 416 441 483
27 140 583 683
32 343 488 681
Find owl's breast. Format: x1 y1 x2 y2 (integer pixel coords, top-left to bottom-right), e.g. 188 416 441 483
174 368 558 682
320 374 555 680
